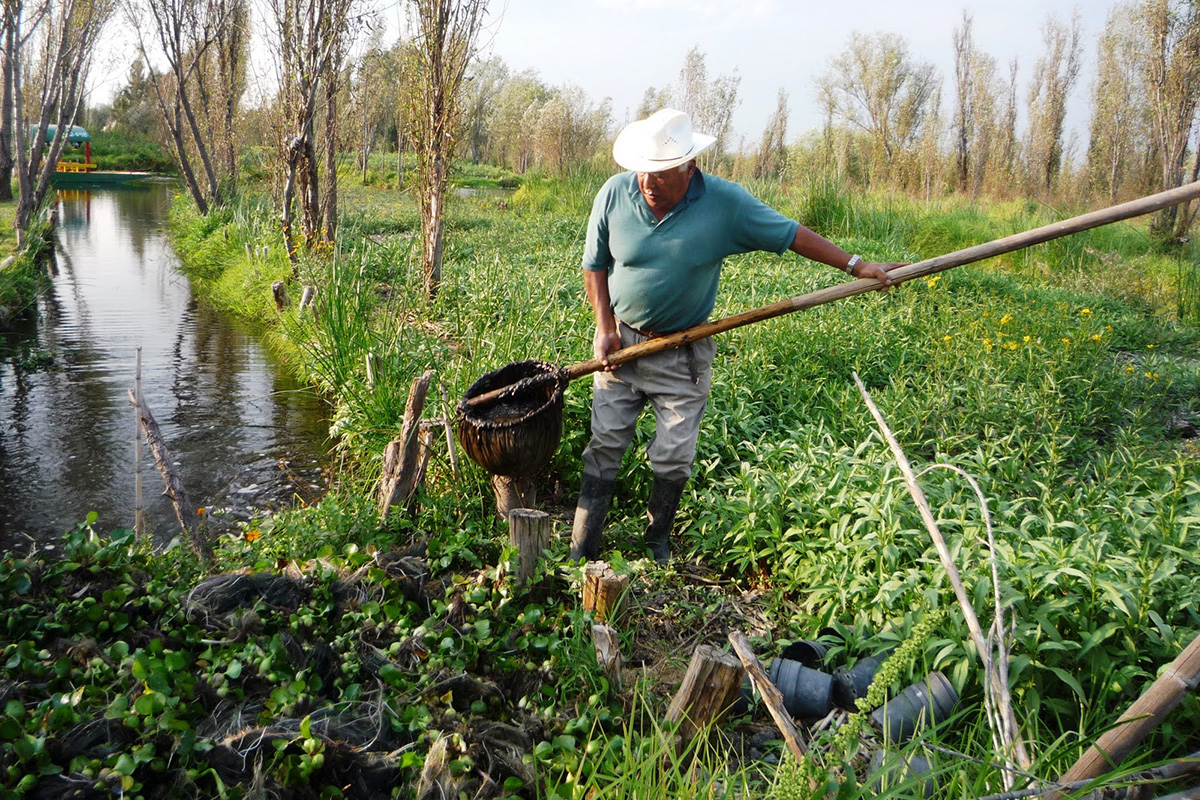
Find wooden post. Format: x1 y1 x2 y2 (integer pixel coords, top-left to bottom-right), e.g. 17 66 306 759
1055 632 1200 797
437 385 459 477
666 645 746 747
298 285 317 314
365 352 378 388
133 348 144 541
127 390 211 564
490 474 535 518
582 561 629 624
377 370 435 520
592 624 623 689
507 508 550 584
728 631 808 762
271 281 288 312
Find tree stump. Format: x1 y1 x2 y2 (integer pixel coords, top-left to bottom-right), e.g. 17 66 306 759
271 280 288 312
592 624 623 689
491 474 535 518
299 285 317 315
582 561 629 624
508 508 550 584
666 645 746 747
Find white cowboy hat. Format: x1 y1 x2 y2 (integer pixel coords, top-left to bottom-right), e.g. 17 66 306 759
612 108 716 172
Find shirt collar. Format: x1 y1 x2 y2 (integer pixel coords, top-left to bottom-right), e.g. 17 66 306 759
625 169 707 211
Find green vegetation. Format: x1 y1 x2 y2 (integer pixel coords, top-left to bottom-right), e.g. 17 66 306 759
57 130 175 173
3 174 1199 798
0 202 54 328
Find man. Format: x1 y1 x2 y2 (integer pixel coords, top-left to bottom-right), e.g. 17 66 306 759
570 108 901 564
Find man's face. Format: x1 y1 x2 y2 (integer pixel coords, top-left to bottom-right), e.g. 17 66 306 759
637 162 695 215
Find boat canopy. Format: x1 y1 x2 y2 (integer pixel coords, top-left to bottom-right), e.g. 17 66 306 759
38 124 90 144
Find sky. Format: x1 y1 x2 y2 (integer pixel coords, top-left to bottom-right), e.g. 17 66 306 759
474 0 1114 149
90 0 1117 153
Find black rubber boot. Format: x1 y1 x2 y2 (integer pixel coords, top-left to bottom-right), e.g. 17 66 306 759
568 474 616 562
644 476 686 564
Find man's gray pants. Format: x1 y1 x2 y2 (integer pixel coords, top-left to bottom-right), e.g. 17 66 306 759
581 322 716 483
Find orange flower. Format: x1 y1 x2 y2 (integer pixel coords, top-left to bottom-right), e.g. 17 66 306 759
246 529 262 542
196 507 205 516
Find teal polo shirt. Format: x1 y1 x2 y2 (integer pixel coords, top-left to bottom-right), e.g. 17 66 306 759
582 170 800 332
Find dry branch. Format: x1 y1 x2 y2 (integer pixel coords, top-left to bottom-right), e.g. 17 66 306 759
377 370 435 519
728 631 808 762
853 372 1029 773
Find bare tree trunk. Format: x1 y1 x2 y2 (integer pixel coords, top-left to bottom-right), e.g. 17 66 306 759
0 18 14 204
321 66 338 241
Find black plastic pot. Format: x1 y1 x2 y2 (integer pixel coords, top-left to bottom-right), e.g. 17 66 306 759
832 655 884 710
869 671 959 742
778 639 827 667
768 658 833 718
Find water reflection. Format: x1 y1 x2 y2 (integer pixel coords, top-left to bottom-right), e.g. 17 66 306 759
0 182 330 552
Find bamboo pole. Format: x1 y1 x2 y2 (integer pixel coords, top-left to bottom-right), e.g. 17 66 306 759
465 181 1200 409
1055 633 1200 796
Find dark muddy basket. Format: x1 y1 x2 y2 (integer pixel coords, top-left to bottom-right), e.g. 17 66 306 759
456 360 569 477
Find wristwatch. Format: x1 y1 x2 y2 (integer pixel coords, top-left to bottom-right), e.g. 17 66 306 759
844 254 862 275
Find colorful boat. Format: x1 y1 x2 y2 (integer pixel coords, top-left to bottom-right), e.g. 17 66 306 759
46 125 154 188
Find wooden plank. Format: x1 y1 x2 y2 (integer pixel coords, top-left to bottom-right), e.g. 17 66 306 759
729 631 808 762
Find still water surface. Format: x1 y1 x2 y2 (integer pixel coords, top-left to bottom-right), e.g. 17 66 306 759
0 182 330 552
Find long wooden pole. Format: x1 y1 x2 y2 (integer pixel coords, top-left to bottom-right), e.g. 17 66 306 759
465 181 1200 409
1053 632 1200 797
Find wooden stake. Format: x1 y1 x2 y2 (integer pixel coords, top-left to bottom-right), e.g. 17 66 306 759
365 352 378 388
507 508 550 584
127 390 211 564
592 623 623 689
133 348 144 541
437 384 459 477
377 370 435 520
271 281 288 312
582 561 629 624
298 285 317 314
1055 633 1200 797
666 645 745 747
728 631 808 762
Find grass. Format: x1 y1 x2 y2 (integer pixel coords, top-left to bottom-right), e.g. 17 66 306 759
4 171 1199 798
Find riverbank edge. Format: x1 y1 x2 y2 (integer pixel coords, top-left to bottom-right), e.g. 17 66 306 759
0 213 57 331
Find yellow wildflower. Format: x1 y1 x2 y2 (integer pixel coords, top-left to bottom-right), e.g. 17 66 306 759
942 334 953 342
1000 314 1013 325
1062 337 1072 345
1023 335 1032 343
924 275 942 287
1003 341 1019 350
1090 333 1102 342
1145 371 1159 379
1146 343 1155 349
983 337 993 351
1080 308 1093 316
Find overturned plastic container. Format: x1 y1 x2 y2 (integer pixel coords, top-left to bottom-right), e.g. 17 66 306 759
769 658 833 718
778 639 827 668
870 671 958 742
832 655 884 710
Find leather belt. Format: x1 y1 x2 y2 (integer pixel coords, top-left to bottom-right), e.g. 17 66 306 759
617 319 701 385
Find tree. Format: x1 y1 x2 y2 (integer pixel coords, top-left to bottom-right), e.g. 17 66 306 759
485 70 548 172
816 31 939 188
752 88 789 180
127 0 244 215
634 85 671 120
1140 0 1200 237
7 0 113 245
674 46 740 171
1087 3 1148 203
403 0 487 299
265 0 363 266
1025 13 1082 194
461 53 505 163
531 83 610 174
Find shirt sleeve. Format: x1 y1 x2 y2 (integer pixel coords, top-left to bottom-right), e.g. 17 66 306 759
582 180 615 272
728 184 800 256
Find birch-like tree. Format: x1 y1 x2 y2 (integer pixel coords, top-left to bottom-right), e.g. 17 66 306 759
675 46 740 171
752 88 789 180
403 0 487 299
1140 0 1200 237
1025 13 1082 194
265 0 363 266
7 0 112 245
484 69 547 172
1087 3 1148 203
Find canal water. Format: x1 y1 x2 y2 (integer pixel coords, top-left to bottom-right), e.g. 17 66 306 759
0 182 330 553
